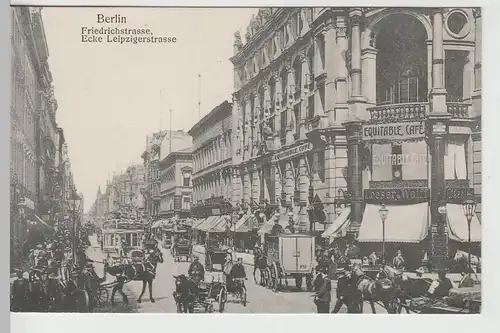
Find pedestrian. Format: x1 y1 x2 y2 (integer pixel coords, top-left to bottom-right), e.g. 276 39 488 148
369 251 378 266
313 266 331 313
392 249 405 269
331 268 362 313
11 270 29 312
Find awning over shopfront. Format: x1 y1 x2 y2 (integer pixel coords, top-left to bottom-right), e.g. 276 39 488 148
322 207 351 239
208 215 230 233
235 214 259 233
194 216 218 232
31 214 53 229
258 206 300 234
446 204 481 243
192 218 206 229
357 203 429 243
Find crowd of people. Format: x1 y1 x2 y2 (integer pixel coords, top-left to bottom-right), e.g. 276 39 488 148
10 225 97 312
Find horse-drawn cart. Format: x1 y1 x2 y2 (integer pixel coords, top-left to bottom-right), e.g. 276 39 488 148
205 246 227 272
173 271 227 313
263 233 315 292
171 229 192 262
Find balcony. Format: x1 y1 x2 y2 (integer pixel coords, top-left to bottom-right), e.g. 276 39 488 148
447 102 470 119
368 102 429 122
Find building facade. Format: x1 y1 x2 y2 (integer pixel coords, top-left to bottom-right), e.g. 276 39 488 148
189 101 233 217
231 7 481 272
158 148 193 218
141 130 192 219
10 7 79 265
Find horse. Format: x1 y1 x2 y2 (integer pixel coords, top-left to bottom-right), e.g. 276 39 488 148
105 249 163 304
382 265 433 313
172 274 197 313
350 264 397 314
452 250 479 275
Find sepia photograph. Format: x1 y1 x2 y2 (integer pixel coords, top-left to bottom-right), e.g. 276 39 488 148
9 6 482 315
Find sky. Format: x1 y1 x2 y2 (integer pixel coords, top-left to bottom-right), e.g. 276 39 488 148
41 7 257 212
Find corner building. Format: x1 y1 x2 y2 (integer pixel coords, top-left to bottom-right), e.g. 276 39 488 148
231 7 481 272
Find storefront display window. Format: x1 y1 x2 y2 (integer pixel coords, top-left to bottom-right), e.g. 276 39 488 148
445 139 467 180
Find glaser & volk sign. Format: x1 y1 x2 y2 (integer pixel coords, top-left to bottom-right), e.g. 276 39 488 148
362 121 426 141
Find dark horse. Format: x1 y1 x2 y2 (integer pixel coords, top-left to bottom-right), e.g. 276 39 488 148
350 264 398 314
383 266 434 314
105 249 164 304
172 274 197 313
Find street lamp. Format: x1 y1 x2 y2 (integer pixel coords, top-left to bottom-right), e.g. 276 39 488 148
378 204 389 264
462 198 477 276
68 191 82 265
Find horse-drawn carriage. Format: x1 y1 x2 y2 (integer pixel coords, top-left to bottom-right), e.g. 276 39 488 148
173 271 228 313
204 244 227 272
259 233 315 292
171 229 192 262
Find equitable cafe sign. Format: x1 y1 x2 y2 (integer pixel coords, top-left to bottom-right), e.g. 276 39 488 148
362 121 426 141
272 143 313 162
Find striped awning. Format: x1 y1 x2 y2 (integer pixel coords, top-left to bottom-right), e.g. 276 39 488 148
235 214 259 233
209 215 230 233
446 204 481 243
357 203 429 243
322 207 351 239
194 216 218 232
258 206 300 234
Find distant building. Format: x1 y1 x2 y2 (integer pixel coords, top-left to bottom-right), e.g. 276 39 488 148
189 100 233 218
158 147 193 219
141 130 192 219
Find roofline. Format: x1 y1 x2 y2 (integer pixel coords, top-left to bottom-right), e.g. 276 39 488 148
188 100 232 137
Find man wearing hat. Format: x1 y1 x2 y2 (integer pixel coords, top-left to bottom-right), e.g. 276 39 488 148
188 256 205 285
331 268 361 313
313 265 331 313
271 214 284 235
11 270 30 312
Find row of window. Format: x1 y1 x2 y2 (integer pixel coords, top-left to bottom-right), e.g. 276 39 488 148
11 139 36 197
193 135 231 173
160 195 192 211
192 178 232 203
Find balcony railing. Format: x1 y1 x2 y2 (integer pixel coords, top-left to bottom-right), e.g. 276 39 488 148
368 102 429 122
447 102 470 119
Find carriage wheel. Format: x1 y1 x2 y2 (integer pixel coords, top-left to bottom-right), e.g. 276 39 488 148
241 286 247 307
388 296 401 314
295 275 303 290
218 287 226 313
253 268 261 285
95 288 109 307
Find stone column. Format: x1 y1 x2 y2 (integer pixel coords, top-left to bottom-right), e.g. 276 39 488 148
231 167 241 205
430 9 447 113
361 47 378 105
253 91 261 157
324 136 336 224
285 60 295 145
347 9 368 120
344 122 364 230
472 8 482 116
273 71 282 149
324 17 337 126
298 156 310 231
243 168 250 204
428 8 451 273
334 15 349 125
299 50 310 140
270 163 279 204
285 161 294 203
245 97 253 161
252 165 260 203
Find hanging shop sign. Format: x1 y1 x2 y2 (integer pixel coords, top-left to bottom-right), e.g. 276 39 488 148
362 121 426 141
272 143 313 162
364 188 430 202
446 187 474 203
372 153 428 166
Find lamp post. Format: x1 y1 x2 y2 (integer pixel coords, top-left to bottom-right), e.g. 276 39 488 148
68 190 82 266
378 204 389 264
462 198 477 276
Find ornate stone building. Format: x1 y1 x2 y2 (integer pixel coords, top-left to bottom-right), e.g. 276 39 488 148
10 8 78 264
231 7 481 272
189 101 233 218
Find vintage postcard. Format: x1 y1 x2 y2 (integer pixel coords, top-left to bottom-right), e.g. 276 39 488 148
9 6 482 314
